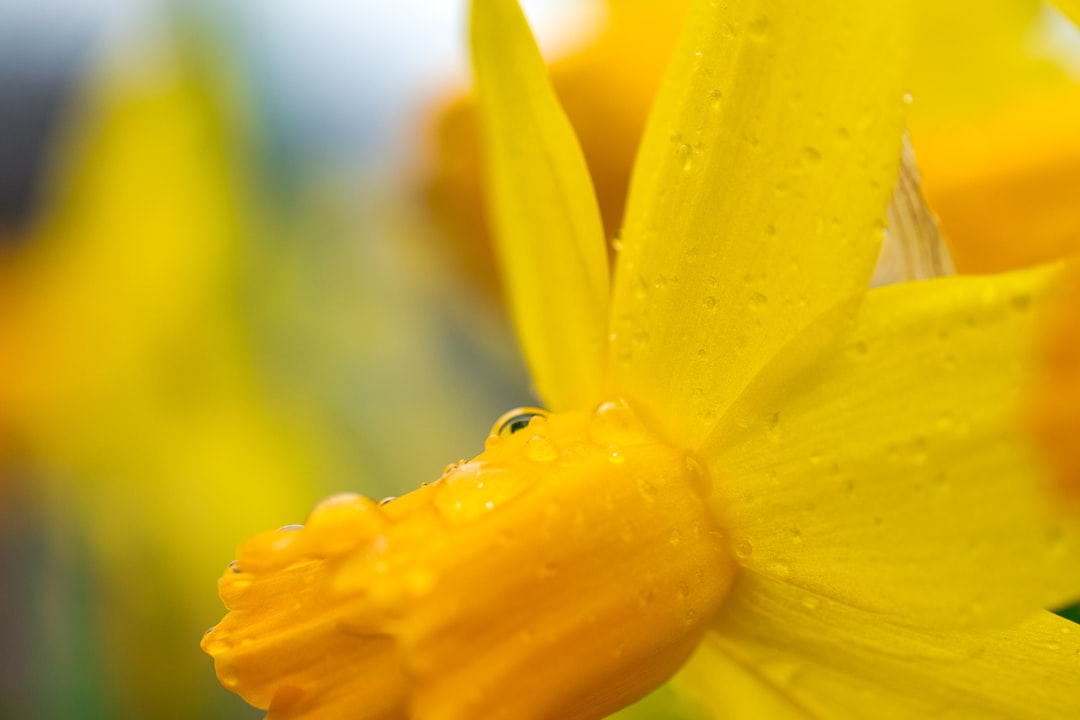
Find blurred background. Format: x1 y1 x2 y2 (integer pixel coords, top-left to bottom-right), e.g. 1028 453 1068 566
2 0 1080 718
0 0 601 717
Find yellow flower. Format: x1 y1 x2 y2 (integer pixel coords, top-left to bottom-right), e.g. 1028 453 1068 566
908 1 1080 274
205 1 1080 718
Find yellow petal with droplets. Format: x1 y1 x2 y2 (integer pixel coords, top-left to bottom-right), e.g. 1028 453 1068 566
608 0 908 448
701 265 1080 627
673 570 1080 720
471 0 610 410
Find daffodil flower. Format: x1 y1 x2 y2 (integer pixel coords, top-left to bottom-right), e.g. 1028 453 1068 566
204 0 1080 717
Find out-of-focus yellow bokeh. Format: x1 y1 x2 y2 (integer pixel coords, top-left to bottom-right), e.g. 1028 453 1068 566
0 4 528 719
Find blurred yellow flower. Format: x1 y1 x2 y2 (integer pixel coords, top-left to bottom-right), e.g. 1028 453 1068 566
0 43 340 717
908 1 1080 273
205 0 1080 718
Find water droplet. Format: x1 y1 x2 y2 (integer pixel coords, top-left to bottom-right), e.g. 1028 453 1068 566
638 478 658 501
590 398 641 447
748 292 768 310
803 146 822 165
708 88 723 109
677 143 695 171
523 436 557 462
734 540 754 559
496 410 547 438
228 561 241 574
609 451 624 465
670 529 682 547
377 497 396 507
801 595 821 610
204 625 216 635
791 528 803 544
703 295 717 310
277 524 304 532
633 275 649 300
902 91 914 105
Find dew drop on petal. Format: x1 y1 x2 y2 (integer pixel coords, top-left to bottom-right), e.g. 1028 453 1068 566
734 540 754 559
523 436 557 463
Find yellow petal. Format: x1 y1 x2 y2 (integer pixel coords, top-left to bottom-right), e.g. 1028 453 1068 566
608 0 909 448
701 264 1080 627
674 570 1080 720
471 0 610 410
